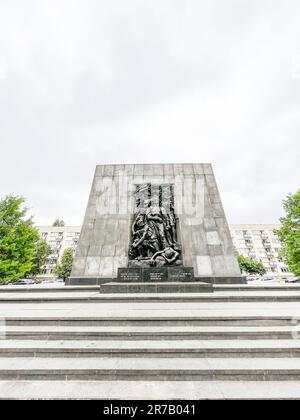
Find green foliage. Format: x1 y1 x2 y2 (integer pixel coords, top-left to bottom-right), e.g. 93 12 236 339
237 255 266 275
54 248 74 280
52 219 65 227
276 190 300 276
0 195 39 283
27 239 52 277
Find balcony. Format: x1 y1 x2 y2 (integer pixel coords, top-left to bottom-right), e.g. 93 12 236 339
243 233 252 239
266 251 275 257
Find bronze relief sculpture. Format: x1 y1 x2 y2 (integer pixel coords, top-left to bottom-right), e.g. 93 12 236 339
129 184 182 267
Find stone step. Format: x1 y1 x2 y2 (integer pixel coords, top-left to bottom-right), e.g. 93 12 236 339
214 284 300 292
1 379 300 399
0 339 300 358
0 357 300 380
0 291 99 303
0 286 100 293
2 284 299 293
100 282 213 294
2 325 299 340
4 315 298 327
2 290 300 302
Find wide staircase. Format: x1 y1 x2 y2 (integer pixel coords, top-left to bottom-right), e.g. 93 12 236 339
1 283 300 399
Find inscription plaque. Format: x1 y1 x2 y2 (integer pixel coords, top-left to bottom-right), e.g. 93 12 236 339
118 268 142 282
142 268 168 282
117 267 195 282
168 267 194 282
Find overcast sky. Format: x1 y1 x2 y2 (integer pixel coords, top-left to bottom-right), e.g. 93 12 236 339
0 0 299 226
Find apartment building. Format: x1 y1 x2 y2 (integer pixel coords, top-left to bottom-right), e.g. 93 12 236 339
38 226 81 276
230 224 290 277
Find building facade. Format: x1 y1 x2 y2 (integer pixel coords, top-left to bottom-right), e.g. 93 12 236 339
230 224 290 277
38 226 81 276
37 224 291 278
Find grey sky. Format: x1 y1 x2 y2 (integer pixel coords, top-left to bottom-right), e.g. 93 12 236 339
0 0 299 226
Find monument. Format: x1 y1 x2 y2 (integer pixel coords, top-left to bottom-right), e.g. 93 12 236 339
68 164 245 289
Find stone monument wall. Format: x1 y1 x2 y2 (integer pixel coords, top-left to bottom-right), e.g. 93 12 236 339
70 163 241 282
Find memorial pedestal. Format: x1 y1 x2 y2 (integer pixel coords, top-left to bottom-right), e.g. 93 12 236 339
98 266 214 293
117 267 195 283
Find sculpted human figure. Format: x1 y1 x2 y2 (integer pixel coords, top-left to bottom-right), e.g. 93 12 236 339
150 246 179 266
146 196 171 249
130 212 160 258
168 203 178 246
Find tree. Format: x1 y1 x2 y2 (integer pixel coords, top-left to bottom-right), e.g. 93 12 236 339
52 219 65 227
54 248 74 280
27 239 52 277
0 195 40 283
237 255 266 276
276 190 300 276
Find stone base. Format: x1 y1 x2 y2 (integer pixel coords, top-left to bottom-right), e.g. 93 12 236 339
118 267 195 283
196 276 247 285
100 281 213 294
66 277 112 286
67 275 246 286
